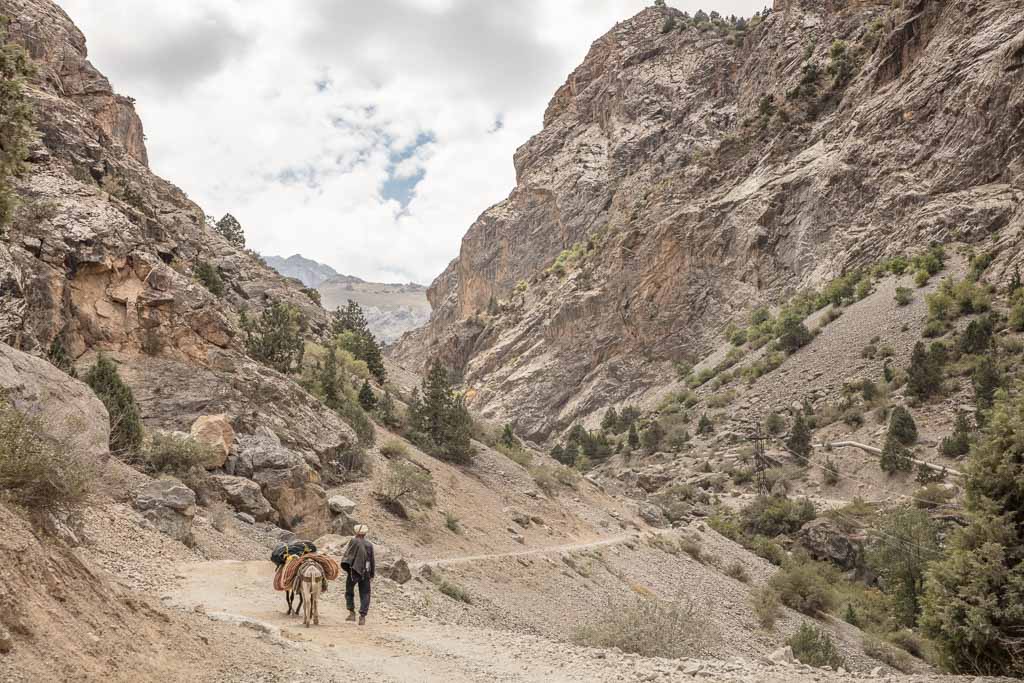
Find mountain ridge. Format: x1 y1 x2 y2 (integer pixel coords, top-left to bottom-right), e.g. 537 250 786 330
390 0 1024 440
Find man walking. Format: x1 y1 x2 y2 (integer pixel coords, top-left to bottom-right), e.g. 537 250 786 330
341 524 375 625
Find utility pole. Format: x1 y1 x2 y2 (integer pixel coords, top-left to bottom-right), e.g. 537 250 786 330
751 423 771 496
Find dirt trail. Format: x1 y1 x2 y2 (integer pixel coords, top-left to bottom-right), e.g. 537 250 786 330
163 534 650 683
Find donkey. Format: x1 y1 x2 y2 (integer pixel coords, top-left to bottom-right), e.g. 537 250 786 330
297 559 325 627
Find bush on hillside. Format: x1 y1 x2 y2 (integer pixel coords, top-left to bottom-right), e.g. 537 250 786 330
84 354 143 454
375 459 435 514
241 302 306 374
0 22 35 230
888 406 918 445
751 586 783 630
894 287 913 306
786 413 813 461
939 412 973 458
770 559 836 616
575 597 712 659
788 623 845 669
406 361 475 464
741 495 815 538
140 433 214 475
194 261 225 297
0 402 96 512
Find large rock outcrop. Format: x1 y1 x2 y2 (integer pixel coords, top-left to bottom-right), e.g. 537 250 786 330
392 1 1024 440
0 342 108 459
0 0 358 529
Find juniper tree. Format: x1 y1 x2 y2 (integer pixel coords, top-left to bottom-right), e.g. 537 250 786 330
627 423 640 450
215 213 245 249
960 316 993 355
786 413 812 461
940 412 973 458
907 341 945 400
500 423 517 448
922 390 1024 675
319 347 339 407
332 300 387 383
358 380 377 412
867 505 939 627
641 421 665 453
973 356 1001 426
84 354 143 454
879 437 913 474
409 361 474 464
601 407 620 433
241 302 305 374
888 406 918 446
697 413 714 436
377 390 399 429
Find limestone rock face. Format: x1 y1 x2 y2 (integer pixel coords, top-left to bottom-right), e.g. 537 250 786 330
392 2 1024 440
190 414 234 469
134 479 196 546
209 474 276 523
0 342 109 460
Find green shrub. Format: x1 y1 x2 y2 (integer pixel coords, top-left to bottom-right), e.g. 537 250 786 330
960 316 994 354
696 413 714 435
140 433 213 474
888 406 918 445
375 459 435 514
788 623 844 669
880 437 913 474
575 597 710 659
0 402 97 511
380 438 409 459
444 511 461 533
913 483 954 510
748 535 787 566
752 587 782 629
777 312 812 353
914 269 930 288
194 261 225 296
894 287 913 306
436 578 471 603
84 354 143 454
765 412 785 435
741 495 815 537
241 302 306 374
770 560 836 616
939 412 972 458
906 342 945 400
786 413 813 461
922 319 947 338
921 389 1024 676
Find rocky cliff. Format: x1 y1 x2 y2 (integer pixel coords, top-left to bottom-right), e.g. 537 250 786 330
392 0 1024 440
0 0 354 536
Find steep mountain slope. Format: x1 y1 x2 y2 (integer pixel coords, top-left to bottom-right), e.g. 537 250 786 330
391 0 1024 440
0 0 356 539
266 253 431 343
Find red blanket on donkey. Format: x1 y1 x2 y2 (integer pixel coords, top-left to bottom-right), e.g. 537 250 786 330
274 554 341 592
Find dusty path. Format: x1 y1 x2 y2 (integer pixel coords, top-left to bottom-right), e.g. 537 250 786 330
162 534 998 683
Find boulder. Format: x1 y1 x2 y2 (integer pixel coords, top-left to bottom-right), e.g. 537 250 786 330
330 512 359 536
190 414 234 469
389 558 412 584
313 534 350 557
0 343 109 460
509 510 531 528
238 434 330 537
796 517 864 571
769 646 795 665
639 502 669 528
209 474 276 523
236 512 255 525
328 495 357 516
135 479 196 546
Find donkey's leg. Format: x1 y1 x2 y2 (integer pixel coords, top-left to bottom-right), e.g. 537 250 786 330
311 577 321 625
301 579 313 627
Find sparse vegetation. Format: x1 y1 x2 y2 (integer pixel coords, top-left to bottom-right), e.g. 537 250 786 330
575 597 711 659
213 213 245 249
770 559 836 616
0 20 35 230
139 433 213 475
751 586 782 629
741 495 815 538
0 401 96 512
895 287 913 306
787 623 844 669
375 459 435 514
194 261 225 296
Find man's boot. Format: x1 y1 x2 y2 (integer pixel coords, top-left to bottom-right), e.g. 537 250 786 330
358 615 366 626
346 611 357 622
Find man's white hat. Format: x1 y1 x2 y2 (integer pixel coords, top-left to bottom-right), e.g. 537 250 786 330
354 524 369 536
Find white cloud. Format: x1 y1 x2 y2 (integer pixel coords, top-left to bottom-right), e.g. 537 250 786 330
58 0 764 284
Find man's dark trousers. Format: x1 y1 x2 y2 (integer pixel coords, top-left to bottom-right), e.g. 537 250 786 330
346 571 371 616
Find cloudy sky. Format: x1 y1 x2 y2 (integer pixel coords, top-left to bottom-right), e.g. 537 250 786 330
61 0 763 284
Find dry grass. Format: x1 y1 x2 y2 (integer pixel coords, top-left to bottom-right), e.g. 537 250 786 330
0 403 97 512
751 586 782 630
575 597 713 659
